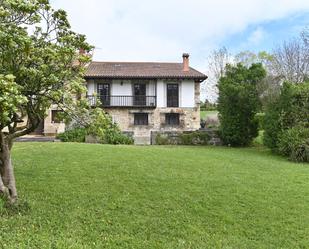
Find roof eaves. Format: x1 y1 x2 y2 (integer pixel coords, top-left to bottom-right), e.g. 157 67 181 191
84 74 207 80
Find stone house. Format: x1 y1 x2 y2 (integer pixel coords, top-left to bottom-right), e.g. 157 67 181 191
43 53 207 144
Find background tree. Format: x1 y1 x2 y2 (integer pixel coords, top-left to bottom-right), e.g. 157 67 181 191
217 63 266 146
208 47 232 81
205 47 279 106
203 47 232 103
0 0 92 203
205 27 308 106
235 50 258 67
234 50 281 109
301 27 309 47
271 29 309 83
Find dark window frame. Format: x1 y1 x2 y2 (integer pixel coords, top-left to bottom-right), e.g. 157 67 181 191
97 83 111 106
133 83 147 106
165 113 180 126
167 83 179 107
134 113 148 125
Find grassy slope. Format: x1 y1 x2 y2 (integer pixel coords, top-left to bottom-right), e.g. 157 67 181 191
200 110 218 119
1 143 309 248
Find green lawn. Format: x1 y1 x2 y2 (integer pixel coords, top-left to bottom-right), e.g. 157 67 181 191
1 143 309 248
200 110 218 119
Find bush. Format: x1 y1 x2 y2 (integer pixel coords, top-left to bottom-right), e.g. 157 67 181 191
87 109 133 144
56 128 86 142
264 82 309 152
256 113 265 130
218 63 266 146
155 134 170 145
155 131 210 145
180 131 210 145
104 132 134 145
57 109 133 145
263 105 281 150
278 127 309 162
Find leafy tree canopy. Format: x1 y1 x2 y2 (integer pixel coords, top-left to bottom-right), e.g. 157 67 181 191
0 0 92 202
218 63 266 146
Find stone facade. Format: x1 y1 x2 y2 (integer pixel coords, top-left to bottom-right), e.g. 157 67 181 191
36 79 202 143
98 81 202 144
43 105 65 136
2 106 65 136
105 106 200 145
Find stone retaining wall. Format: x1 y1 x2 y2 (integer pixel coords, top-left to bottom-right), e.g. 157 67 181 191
151 128 222 145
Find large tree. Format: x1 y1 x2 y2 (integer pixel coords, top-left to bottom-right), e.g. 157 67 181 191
218 63 266 146
0 0 92 203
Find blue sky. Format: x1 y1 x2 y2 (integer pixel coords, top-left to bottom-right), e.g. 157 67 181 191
51 0 309 74
225 12 309 54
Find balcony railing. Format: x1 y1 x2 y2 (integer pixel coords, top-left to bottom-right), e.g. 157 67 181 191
87 95 157 108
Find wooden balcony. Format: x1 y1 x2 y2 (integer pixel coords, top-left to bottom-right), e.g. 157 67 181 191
87 95 157 108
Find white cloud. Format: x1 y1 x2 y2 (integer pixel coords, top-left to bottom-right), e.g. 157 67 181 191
248 27 266 45
50 0 309 102
51 0 309 72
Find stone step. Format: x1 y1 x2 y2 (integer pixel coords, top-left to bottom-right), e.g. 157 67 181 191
15 136 58 142
134 136 151 145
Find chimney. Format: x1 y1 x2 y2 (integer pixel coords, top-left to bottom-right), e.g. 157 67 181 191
182 53 190 72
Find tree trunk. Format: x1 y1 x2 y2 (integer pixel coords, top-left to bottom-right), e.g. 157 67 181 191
0 136 17 203
0 167 6 194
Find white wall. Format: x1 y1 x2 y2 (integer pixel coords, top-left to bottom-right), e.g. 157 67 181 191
86 79 196 108
147 80 156 96
180 80 195 108
86 80 156 96
157 80 195 108
111 80 132 95
156 80 165 107
111 80 132 106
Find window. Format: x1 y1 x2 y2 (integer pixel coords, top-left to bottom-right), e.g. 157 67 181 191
134 83 146 106
165 113 180 126
97 83 110 106
167 84 179 107
134 113 148 125
51 110 64 123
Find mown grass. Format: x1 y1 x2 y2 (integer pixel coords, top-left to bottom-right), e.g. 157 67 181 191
1 143 309 248
200 110 218 119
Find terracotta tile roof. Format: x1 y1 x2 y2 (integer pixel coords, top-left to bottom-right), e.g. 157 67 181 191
85 62 207 81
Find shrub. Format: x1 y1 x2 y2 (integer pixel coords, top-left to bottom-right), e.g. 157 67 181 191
264 82 309 151
56 128 86 142
218 63 266 146
57 109 133 145
278 127 309 162
155 134 170 145
263 104 281 150
256 113 265 130
87 110 133 144
155 131 211 145
180 131 210 145
104 132 134 145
